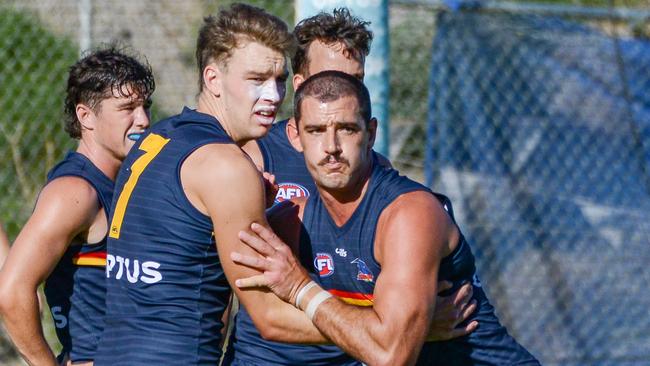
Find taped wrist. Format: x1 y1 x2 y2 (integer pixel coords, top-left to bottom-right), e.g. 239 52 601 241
294 280 318 308
305 290 333 321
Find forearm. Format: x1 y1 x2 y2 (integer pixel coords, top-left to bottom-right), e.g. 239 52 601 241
231 223 431 357
0 289 57 366
244 290 330 344
302 286 429 366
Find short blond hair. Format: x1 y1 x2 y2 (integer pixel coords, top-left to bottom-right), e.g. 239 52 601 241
195 3 294 90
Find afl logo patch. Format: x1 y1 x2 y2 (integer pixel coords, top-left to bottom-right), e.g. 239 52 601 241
314 253 335 277
275 183 309 203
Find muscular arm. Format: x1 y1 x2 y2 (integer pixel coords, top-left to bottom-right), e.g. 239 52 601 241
0 178 99 366
181 144 327 342
312 192 453 365
0 223 10 268
234 191 457 365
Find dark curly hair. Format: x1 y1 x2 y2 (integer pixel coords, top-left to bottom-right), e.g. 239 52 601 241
292 8 373 77
63 46 155 139
196 3 294 91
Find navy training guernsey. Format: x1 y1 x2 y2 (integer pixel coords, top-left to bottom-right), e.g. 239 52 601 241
226 120 392 366
94 108 233 366
227 153 540 364
301 162 540 365
224 120 357 366
43 151 113 362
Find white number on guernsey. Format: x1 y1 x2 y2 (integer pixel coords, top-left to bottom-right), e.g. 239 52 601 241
106 254 162 284
50 306 67 329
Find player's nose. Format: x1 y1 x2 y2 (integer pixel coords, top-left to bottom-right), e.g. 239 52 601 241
261 80 283 104
134 106 150 129
324 129 341 155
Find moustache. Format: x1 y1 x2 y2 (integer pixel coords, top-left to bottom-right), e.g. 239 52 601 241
318 155 348 167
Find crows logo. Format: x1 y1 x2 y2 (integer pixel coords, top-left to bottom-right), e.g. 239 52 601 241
351 258 374 283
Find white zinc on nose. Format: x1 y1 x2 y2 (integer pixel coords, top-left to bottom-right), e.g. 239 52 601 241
259 79 281 102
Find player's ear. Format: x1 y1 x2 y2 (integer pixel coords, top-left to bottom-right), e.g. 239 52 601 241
76 103 95 131
288 118 304 153
292 73 305 91
203 62 222 97
367 117 377 149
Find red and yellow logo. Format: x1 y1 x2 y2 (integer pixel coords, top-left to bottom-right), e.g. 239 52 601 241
314 252 335 277
275 183 309 203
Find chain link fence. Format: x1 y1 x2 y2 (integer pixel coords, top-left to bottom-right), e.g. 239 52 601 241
425 1 650 365
0 0 648 365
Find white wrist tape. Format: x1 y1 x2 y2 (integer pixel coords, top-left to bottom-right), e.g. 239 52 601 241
305 290 333 321
295 280 317 308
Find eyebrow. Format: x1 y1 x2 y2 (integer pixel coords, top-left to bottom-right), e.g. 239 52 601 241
245 70 270 77
304 120 360 128
337 121 361 128
116 97 145 108
116 100 136 108
245 69 288 79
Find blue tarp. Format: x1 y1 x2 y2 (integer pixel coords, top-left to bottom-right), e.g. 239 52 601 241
426 9 650 365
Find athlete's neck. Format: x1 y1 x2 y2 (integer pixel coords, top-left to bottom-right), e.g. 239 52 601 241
75 140 121 180
197 90 250 147
317 161 373 227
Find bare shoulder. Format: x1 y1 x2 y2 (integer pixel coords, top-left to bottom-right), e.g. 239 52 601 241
0 176 99 288
182 142 264 216
383 190 450 222
376 190 458 262
38 176 99 214
15 176 99 249
184 143 258 182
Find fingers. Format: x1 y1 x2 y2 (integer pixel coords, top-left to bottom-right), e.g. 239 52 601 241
262 171 276 186
448 320 479 339
231 251 269 270
262 172 278 191
437 280 453 294
250 222 285 251
262 172 279 208
238 228 276 256
235 274 268 289
453 282 473 307
458 299 477 325
435 291 454 312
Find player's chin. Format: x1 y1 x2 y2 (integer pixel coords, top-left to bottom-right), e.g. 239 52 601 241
318 173 349 190
123 139 137 154
250 121 273 139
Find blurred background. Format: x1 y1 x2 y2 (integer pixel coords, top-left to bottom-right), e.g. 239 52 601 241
0 0 649 365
